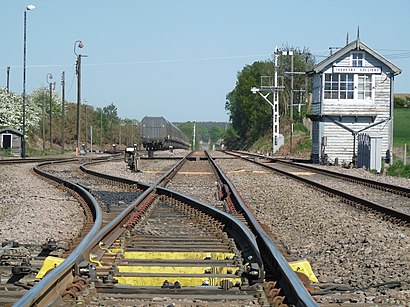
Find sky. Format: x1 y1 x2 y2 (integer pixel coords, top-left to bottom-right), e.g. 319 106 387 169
1 0 410 123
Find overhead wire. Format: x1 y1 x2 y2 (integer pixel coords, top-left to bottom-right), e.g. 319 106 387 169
1 49 409 71
0 53 271 70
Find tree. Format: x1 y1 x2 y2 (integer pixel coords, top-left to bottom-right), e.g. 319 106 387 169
103 103 120 145
394 96 410 108
225 47 315 150
225 61 272 147
0 87 41 141
277 46 315 118
209 125 225 144
178 121 195 147
223 126 241 150
30 86 61 145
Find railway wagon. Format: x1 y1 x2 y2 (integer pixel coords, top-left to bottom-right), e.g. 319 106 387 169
141 116 190 156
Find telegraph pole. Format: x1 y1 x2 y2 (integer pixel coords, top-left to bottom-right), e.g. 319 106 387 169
74 40 85 156
61 71 65 152
49 82 54 148
76 54 81 154
100 109 103 148
192 121 196 151
90 126 93 154
6 67 10 92
283 51 308 153
290 51 294 151
84 100 87 151
42 92 45 150
46 73 53 149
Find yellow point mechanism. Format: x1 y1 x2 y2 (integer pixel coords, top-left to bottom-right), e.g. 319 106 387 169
289 259 318 283
36 256 65 279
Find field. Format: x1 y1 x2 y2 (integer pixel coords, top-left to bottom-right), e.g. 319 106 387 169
394 108 410 146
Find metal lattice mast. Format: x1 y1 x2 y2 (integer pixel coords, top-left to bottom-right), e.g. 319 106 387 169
273 48 280 152
251 47 283 154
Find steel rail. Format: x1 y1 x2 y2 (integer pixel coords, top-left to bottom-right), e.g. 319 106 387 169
14 154 187 306
73 153 190 258
83 152 265 284
206 151 318 307
235 151 410 197
15 160 104 307
0 157 78 164
84 151 263 272
229 151 410 223
15 152 286 305
0 153 119 165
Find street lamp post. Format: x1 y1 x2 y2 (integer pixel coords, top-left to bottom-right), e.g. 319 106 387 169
6 67 10 92
74 40 85 156
21 4 36 159
46 73 53 149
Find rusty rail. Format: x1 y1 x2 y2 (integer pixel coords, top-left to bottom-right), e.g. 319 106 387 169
206 151 318 307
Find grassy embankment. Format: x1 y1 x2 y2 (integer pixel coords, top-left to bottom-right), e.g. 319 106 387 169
390 108 410 178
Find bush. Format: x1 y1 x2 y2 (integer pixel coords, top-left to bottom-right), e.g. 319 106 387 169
0 148 13 157
297 138 312 152
386 161 410 178
249 135 272 153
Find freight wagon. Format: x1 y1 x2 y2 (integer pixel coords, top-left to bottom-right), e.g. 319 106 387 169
141 116 190 157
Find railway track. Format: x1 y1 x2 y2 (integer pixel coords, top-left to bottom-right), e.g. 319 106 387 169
0 154 115 165
0 156 118 306
11 152 316 306
227 151 410 224
213 151 410 304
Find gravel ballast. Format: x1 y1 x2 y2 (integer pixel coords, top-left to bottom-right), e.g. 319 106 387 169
215 157 410 305
65 152 410 305
0 163 85 244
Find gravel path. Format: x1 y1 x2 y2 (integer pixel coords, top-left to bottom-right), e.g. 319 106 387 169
0 164 85 244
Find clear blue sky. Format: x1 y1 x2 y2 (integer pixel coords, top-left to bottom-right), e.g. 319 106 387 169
1 0 410 122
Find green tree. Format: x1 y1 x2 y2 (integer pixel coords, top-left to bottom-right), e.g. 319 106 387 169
209 125 225 144
178 121 195 148
223 126 240 150
225 47 315 150
30 86 62 145
0 88 42 133
394 96 410 108
277 46 315 119
103 103 120 144
225 61 272 148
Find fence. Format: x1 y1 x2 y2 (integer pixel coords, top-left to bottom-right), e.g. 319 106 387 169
393 143 409 165
357 133 382 173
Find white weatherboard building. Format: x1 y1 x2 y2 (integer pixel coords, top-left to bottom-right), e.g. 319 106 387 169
308 38 401 164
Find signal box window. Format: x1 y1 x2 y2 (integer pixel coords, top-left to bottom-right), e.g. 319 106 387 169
324 73 354 99
352 52 363 67
358 74 372 99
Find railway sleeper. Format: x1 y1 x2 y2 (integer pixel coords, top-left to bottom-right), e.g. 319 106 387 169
89 197 261 293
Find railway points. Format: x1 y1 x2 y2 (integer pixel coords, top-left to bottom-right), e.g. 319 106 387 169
1 151 409 305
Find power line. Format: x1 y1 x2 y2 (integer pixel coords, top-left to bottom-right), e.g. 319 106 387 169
1 49 409 72
0 53 271 70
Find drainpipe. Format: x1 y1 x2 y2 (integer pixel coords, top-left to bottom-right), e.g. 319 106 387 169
389 74 394 165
